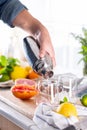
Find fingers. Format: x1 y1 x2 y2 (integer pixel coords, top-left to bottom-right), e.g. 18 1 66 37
39 49 45 58
39 48 56 67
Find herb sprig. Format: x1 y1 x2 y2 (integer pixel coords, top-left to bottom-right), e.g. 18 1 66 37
0 55 20 81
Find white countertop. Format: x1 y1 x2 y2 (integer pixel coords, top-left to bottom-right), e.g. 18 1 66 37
0 88 40 130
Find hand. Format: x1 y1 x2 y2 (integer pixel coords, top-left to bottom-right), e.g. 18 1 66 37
37 27 56 67
12 9 56 67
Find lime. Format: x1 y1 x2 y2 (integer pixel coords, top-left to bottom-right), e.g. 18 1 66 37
80 94 87 107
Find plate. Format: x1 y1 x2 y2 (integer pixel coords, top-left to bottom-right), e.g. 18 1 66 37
0 80 14 88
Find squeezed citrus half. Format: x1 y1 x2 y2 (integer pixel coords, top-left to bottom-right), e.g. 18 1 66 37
56 102 78 117
11 84 39 99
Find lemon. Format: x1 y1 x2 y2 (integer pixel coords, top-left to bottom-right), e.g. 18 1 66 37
80 94 87 107
25 66 32 72
56 102 78 117
10 66 29 80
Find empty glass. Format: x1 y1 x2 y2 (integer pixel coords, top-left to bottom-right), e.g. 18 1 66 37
58 73 78 103
35 76 61 105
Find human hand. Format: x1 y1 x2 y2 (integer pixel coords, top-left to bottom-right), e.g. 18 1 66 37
12 9 56 67
36 27 56 67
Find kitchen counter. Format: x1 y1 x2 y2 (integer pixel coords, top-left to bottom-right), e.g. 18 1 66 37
0 88 40 130
0 87 87 130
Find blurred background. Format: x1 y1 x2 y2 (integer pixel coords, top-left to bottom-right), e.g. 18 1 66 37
0 0 87 77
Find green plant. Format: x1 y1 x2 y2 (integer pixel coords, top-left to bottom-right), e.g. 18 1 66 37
0 55 20 81
71 28 87 63
71 28 87 75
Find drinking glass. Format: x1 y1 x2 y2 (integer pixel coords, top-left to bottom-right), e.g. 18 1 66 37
58 73 78 103
35 76 60 105
35 79 51 105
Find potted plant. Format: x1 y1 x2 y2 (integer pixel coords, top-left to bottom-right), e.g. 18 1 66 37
71 27 87 75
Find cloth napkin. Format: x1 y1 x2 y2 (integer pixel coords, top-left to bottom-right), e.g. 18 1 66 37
33 103 82 130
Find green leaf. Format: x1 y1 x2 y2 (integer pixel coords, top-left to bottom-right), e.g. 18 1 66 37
0 74 10 82
0 67 8 74
60 101 64 104
63 97 68 102
0 55 21 82
0 55 8 67
6 66 13 73
59 96 68 104
7 57 20 67
71 27 87 65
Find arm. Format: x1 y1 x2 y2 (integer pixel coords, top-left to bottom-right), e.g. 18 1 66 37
0 0 56 66
12 9 56 66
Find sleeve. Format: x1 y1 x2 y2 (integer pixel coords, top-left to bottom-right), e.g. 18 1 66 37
0 0 28 27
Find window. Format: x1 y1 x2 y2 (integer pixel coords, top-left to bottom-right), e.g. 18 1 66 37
0 0 87 76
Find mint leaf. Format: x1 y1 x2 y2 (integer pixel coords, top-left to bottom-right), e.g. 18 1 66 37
0 55 8 67
0 55 21 81
7 57 20 67
59 97 68 104
63 97 68 102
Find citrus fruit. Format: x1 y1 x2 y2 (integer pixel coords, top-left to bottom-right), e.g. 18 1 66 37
25 66 32 72
56 102 78 117
24 65 40 79
15 78 36 86
10 66 29 80
80 94 87 107
27 70 41 79
11 84 39 99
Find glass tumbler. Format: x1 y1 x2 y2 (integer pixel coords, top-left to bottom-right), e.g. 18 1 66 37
58 73 78 103
35 77 60 105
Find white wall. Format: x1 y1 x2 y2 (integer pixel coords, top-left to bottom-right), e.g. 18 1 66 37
0 0 87 76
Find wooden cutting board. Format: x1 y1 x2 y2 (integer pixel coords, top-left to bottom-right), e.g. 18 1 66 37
0 88 37 119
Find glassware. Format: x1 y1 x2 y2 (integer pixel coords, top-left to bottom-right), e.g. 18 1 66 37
35 79 50 105
58 73 78 103
35 76 60 105
76 76 87 97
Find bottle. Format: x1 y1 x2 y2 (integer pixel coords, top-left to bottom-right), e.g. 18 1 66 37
23 36 54 78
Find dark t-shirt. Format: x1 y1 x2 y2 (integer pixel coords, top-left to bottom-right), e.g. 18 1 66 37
0 0 27 27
